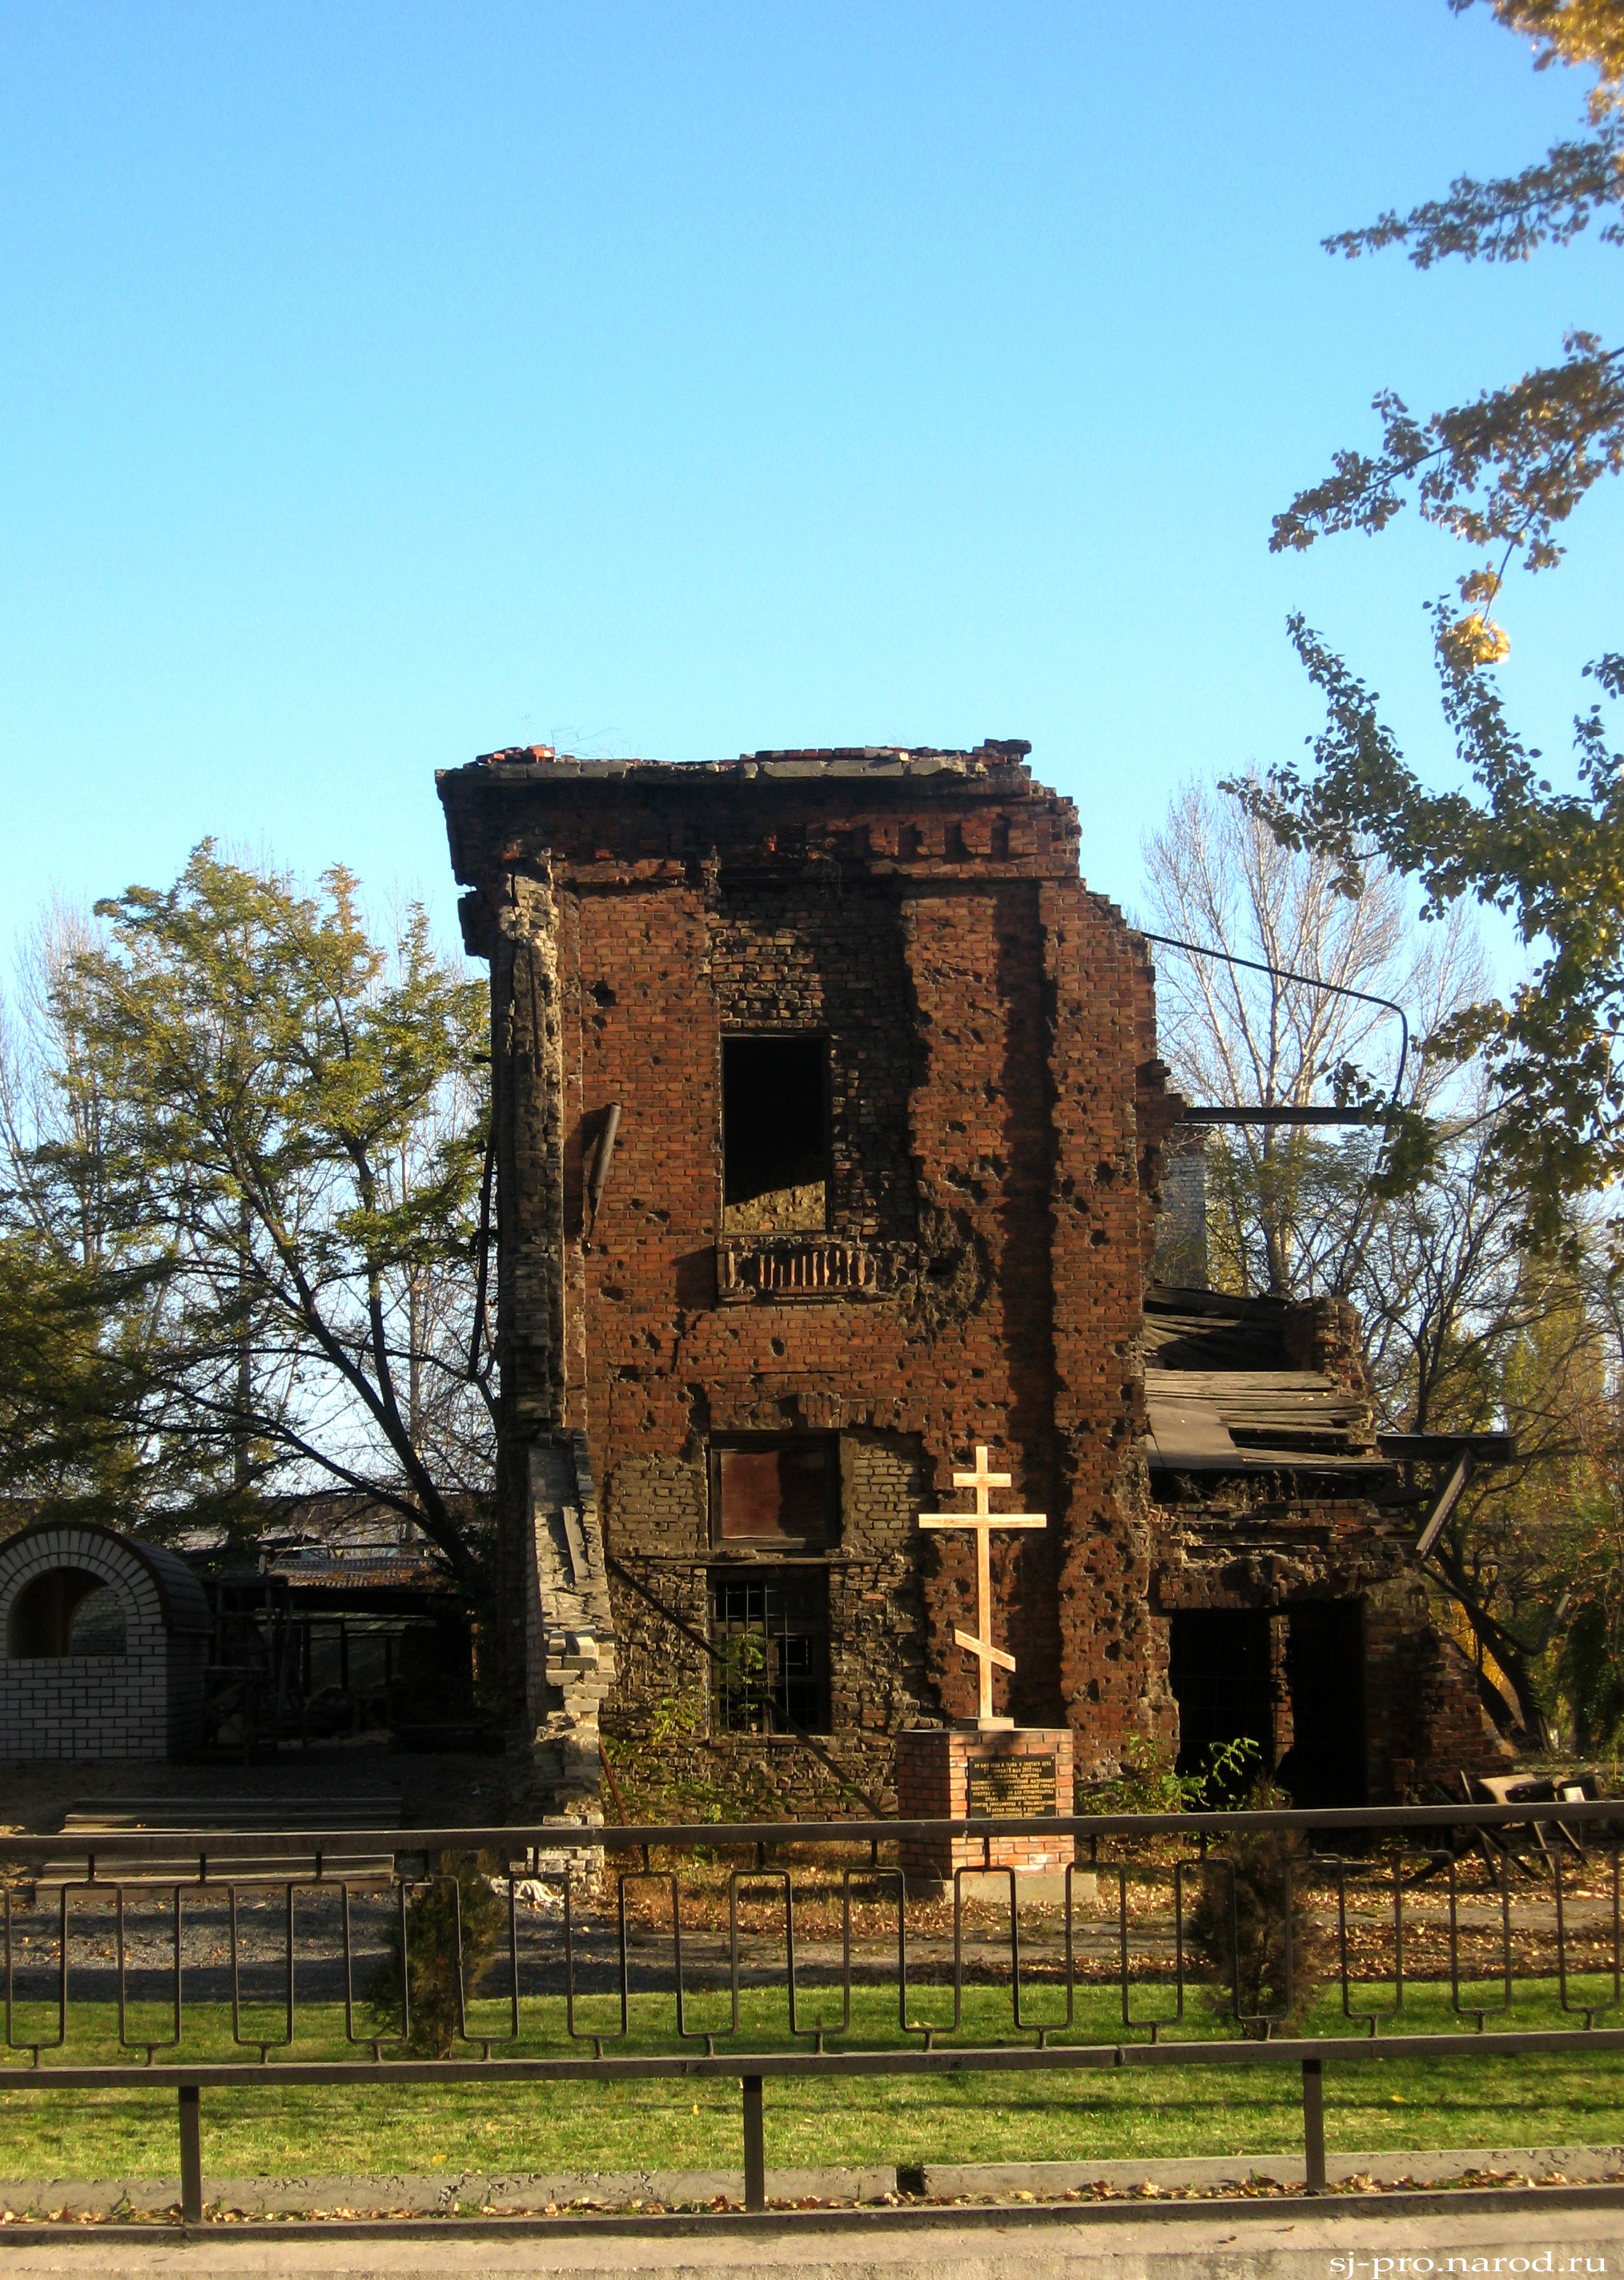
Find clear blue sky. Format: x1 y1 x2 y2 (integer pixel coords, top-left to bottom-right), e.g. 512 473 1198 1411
2 2 1617 956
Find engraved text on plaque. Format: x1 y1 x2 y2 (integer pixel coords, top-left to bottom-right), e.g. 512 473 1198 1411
965 1754 1057 1818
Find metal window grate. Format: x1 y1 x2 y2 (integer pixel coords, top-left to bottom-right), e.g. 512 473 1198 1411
709 1572 829 1734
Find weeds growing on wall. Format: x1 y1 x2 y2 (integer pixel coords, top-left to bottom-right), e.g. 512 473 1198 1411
601 1692 783 1827
1081 1733 1264 1815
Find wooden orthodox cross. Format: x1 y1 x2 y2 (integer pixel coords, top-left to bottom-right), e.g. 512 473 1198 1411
918 1446 1047 1724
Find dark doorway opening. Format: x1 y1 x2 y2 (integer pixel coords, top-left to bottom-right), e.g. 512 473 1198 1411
1281 1600 1366 1808
722 1035 829 1233
1168 1610 1275 1796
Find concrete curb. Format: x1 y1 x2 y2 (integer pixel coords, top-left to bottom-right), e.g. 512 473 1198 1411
3 2145 1620 2217
915 2145 1624 2196
4 2198 1624 2280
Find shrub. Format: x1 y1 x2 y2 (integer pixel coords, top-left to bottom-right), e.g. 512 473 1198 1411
1185 1774 1326 2037
1079 1736 1188 1816
601 1691 782 1825
1081 1732 1263 1816
368 1852 506 2057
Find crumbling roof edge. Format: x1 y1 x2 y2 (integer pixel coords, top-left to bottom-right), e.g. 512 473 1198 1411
436 740 1035 794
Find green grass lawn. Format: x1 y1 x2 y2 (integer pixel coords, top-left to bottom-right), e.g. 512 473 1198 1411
1 1982 1618 2179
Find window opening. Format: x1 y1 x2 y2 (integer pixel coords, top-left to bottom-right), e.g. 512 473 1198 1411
714 1438 834 1545
722 1035 829 1233
709 1571 830 1733
7 1569 127 1659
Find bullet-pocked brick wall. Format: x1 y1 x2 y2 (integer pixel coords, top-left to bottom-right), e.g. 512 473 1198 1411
440 746 1177 1807
0 1522 212 1761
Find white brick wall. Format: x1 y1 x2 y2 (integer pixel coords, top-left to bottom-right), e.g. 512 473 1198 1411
0 1525 209 1761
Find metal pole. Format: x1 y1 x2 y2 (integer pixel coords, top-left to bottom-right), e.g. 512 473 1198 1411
178 2084 203 2225
742 2073 765 2213
1301 2058 1325 2192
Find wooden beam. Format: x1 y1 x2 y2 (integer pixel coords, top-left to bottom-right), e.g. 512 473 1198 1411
1181 1106 1378 1126
1415 1450 1474 1562
1380 1432 1517 1465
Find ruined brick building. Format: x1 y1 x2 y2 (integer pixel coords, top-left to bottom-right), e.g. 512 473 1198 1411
436 742 1501 1817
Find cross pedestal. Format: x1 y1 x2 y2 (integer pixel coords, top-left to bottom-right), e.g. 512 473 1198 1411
895 1724 1075 1888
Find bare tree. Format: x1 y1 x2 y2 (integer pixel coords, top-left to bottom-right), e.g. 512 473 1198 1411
1141 772 1486 1297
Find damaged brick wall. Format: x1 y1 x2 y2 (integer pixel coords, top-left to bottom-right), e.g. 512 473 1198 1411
1363 1572 1509 1799
440 746 1174 1808
1152 1493 1506 1798
488 865 569 1773
1282 1297 1371 1395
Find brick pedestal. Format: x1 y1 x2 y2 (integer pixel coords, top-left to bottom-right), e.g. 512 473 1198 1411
895 1725 1074 1881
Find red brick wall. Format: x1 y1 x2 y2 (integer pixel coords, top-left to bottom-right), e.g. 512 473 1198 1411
1153 1518 1509 1798
440 752 1176 1803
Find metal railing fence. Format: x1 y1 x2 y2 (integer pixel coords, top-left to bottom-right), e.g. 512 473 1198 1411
1 1799 1620 2223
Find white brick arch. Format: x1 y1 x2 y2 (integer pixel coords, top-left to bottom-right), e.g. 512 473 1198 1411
0 1523 211 1762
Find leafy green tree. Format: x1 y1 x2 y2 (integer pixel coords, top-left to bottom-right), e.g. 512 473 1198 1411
1 848 493 1584
0 1237 135 1517
1245 625 1624 1254
0 902 170 1525
1554 1534 1624 1749
1273 0 1624 660
1538 1262 1624 1748
1229 2 1624 1743
1409 1228 1612 1737
1248 7 1624 1249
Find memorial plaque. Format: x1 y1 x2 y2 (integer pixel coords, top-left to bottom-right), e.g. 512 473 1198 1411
965 1753 1056 1818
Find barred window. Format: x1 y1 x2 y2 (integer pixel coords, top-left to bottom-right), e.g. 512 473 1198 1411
709 1572 830 1734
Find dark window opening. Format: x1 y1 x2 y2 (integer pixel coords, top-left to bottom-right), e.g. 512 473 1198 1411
7 1570 127 1659
722 1035 829 1233
1280 1600 1366 1808
709 1572 830 1733
713 1438 835 1545
1168 1609 1275 1797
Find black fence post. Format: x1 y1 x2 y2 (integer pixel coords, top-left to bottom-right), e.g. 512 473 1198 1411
1301 2058 1325 2193
178 2084 203 2225
742 2073 765 2212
